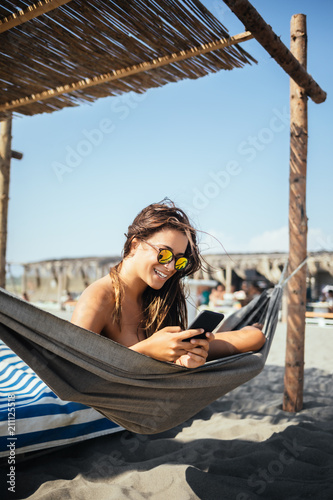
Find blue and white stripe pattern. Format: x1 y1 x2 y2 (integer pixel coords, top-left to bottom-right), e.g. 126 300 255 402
0 340 123 456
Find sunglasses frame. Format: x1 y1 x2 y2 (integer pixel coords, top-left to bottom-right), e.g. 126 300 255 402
140 239 189 271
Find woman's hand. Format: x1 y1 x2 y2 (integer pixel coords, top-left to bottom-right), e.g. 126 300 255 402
174 332 215 368
129 326 214 366
251 323 264 330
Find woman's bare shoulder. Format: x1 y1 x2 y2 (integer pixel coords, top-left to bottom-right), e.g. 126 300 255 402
79 275 114 306
71 274 115 333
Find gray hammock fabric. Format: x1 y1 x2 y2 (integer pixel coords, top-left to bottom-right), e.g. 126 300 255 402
0 285 282 434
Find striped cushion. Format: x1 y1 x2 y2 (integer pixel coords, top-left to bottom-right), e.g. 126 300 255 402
0 341 123 456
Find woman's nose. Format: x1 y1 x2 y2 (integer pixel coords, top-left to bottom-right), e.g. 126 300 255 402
163 259 175 271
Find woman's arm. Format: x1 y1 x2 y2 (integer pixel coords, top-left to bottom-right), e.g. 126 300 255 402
207 324 265 361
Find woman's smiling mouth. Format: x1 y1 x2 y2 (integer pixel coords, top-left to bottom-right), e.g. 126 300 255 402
154 268 168 279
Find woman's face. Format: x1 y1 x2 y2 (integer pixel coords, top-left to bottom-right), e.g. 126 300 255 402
132 228 189 289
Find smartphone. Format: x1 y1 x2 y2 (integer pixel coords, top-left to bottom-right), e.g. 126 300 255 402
184 310 225 341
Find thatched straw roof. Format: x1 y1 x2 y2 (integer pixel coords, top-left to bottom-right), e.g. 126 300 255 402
0 0 256 119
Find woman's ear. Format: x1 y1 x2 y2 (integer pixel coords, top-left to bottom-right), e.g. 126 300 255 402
129 237 140 255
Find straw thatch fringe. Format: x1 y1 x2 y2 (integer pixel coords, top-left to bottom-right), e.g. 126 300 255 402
0 0 256 118
0 0 72 33
0 31 254 114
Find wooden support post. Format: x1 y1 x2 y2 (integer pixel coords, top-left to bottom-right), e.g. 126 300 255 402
283 15 308 412
57 265 64 309
22 265 28 296
225 264 232 293
222 0 326 104
0 114 12 289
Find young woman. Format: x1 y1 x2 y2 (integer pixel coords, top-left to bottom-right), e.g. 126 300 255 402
71 200 265 368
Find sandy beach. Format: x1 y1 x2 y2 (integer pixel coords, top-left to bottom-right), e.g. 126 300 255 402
1 321 332 500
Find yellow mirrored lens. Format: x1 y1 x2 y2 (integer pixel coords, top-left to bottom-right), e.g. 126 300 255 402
175 257 188 270
158 249 173 264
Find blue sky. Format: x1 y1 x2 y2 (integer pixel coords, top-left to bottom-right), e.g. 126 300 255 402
6 0 333 268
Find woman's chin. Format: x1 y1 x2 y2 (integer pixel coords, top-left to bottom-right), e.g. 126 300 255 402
149 281 166 290
148 277 168 290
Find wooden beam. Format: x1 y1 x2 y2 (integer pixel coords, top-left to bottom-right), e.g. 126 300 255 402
0 31 254 114
0 0 72 33
0 114 12 289
283 14 308 413
11 150 23 160
222 0 326 104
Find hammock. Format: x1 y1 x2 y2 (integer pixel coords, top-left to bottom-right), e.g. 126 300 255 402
0 285 282 434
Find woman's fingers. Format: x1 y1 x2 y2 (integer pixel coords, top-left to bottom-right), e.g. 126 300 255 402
187 346 209 360
187 344 209 356
177 328 205 341
187 350 208 364
160 326 182 333
189 332 214 347
176 352 207 369
181 334 214 357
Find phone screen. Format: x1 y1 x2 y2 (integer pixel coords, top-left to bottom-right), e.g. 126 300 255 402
184 310 224 341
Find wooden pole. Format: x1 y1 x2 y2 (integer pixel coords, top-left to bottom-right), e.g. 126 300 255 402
283 15 308 412
57 265 64 310
0 115 12 289
225 263 232 293
222 0 326 104
22 265 28 296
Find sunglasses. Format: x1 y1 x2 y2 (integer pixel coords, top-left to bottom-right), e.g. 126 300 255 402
141 239 189 271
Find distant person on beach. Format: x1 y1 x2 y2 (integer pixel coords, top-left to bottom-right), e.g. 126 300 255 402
209 283 226 307
71 200 265 368
197 285 211 306
233 281 249 307
327 290 333 313
63 291 74 303
245 282 262 304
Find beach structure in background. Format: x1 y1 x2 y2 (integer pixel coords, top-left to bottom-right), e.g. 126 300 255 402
8 255 121 306
8 250 333 329
8 250 332 305
0 0 327 412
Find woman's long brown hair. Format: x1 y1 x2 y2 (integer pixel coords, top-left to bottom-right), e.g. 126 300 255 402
109 199 202 337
